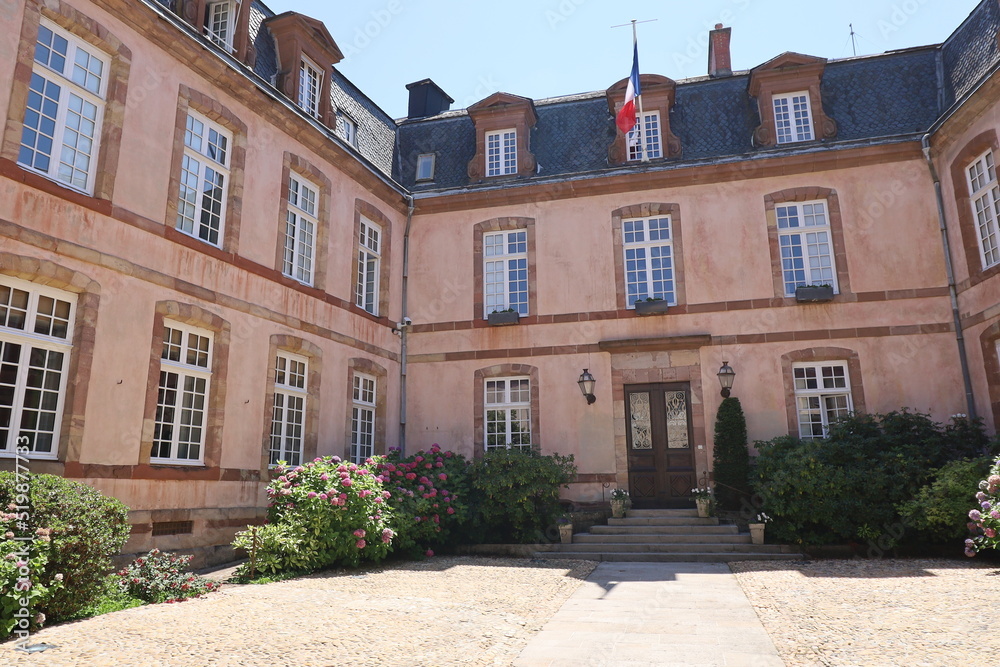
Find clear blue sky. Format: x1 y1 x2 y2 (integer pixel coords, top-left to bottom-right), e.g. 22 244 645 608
263 0 981 119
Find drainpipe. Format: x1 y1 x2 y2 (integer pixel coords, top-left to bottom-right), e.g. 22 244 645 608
921 134 977 419
399 194 415 454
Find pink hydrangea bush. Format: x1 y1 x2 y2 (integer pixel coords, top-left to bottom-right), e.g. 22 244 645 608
1 510 62 640
116 549 218 603
965 457 1000 557
232 457 394 575
374 444 469 557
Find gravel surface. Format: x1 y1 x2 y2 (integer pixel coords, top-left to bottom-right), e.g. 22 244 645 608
730 558 1000 667
1 556 596 667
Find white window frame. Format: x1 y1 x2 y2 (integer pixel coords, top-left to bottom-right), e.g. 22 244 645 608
205 0 236 52
484 230 528 316
18 18 109 195
967 150 1000 270
152 322 212 466
298 56 323 119
416 153 436 182
339 113 357 146
792 361 853 439
486 128 517 177
0 277 75 460
776 200 838 296
350 373 376 465
627 111 662 161
622 216 676 307
283 174 318 286
176 109 231 247
355 217 381 315
270 351 307 467
484 377 531 451
773 91 813 144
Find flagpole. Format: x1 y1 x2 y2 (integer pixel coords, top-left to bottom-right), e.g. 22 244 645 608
631 20 648 163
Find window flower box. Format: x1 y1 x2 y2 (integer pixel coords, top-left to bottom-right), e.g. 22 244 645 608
487 310 520 326
794 285 834 303
633 299 670 316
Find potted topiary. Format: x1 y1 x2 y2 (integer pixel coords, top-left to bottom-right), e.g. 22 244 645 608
794 284 834 303
487 308 520 326
633 297 670 316
692 486 713 518
610 488 630 518
750 512 770 545
557 516 573 544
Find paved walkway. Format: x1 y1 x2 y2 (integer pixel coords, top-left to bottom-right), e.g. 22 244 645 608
515 562 785 667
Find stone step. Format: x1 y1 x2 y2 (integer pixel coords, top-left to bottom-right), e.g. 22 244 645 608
624 509 700 517
573 533 752 545
552 542 792 554
591 525 740 536
609 517 720 526
534 551 804 563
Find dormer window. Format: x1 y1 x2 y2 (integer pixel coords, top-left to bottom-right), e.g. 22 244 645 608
773 91 812 144
606 75 680 165
264 12 343 127
627 111 662 161
338 112 356 145
486 129 517 177
205 1 235 52
416 153 436 182
298 57 323 118
466 93 537 181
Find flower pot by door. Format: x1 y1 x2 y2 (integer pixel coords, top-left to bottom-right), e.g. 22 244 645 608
750 523 765 545
610 499 627 518
559 524 573 544
696 498 711 518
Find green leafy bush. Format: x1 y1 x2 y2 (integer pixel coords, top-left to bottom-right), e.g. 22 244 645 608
1 511 62 640
375 444 470 557
117 549 218 603
0 473 129 622
898 457 994 543
713 397 750 511
466 449 576 544
964 456 1000 557
232 457 394 575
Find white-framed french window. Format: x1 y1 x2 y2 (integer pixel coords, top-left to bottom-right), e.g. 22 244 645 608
484 230 528 316
283 174 318 285
773 91 813 144
627 111 662 161
484 377 531 451
792 361 853 439
176 110 231 247
298 56 323 119
152 322 212 465
17 18 109 195
966 150 1000 270
416 153 436 182
0 277 75 459
205 0 236 52
355 217 381 315
486 128 517 177
338 112 356 145
269 351 307 467
776 200 838 296
622 216 675 307
350 372 376 464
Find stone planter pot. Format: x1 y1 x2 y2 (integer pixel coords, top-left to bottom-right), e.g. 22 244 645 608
487 310 520 326
750 523 765 545
633 299 670 316
696 498 711 518
794 285 834 303
559 523 573 544
610 499 627 518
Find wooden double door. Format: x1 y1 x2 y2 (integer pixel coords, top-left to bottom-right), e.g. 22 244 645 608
624 382 696 508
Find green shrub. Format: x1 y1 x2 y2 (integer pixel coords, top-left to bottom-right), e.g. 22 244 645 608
117 549 219 603
898 457 994 543
466 449 576 544
964 456 1000 557
1 510 62 640
375 444 470 557
0 473 129 622
713 397 750 511
232 457 394 575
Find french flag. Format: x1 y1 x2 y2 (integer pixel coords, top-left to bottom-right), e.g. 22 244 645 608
615 40 642 135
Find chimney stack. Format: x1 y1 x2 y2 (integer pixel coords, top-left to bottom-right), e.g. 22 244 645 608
405 79 454 120
708 24 732 78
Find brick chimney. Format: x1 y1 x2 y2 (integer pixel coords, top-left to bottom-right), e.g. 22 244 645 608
708 24 732 78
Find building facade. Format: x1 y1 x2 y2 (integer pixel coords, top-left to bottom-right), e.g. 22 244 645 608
1 0 999 561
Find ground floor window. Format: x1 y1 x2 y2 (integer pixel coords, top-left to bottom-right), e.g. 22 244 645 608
351 373 376 464
152 322 212 464
485 377 531 451
270 351 307 467
792 361 853 438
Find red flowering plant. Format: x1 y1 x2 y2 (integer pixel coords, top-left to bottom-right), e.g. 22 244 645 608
374 444 470 557
232 456 395 575
117 549 218 603
964 456 1000 557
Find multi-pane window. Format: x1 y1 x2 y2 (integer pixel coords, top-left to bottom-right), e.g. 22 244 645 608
967 151 1000 270
416 153 435 182
270 352 307 467
776 200 837 295
338 113 356 145
793 362 853 439
350 373 376 465
355 217 381 315
176 110 231 247
205 1 235 51
623 216 675 307
152 323 212 465
484 230 528 316
773 92 813 144
486 129 517 177
18 19 108 194
298 58 323 118
627 111 662 161
0 277 74 458
485 377 531 451
283 175 318 285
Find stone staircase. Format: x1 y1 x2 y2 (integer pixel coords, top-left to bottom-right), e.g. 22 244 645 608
537 508 802 563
